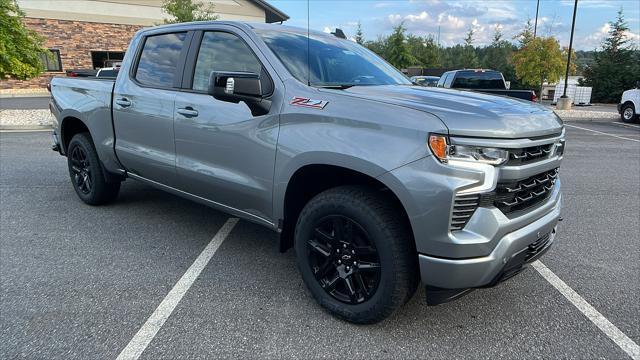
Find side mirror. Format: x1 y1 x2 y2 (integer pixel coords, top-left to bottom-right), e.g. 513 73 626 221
208 71 270 116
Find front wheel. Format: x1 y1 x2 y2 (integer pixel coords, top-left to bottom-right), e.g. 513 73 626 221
67 133 120 205
621 103 637 123
294 186 418 324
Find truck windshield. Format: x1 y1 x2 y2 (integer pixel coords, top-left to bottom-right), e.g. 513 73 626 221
256 29 411 87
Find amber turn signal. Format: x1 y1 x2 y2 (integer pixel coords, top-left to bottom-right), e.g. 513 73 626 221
428 134 448 162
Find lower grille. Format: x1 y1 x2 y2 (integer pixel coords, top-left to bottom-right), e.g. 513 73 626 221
525 232 552 261
488 168 559 214
450 194 480 231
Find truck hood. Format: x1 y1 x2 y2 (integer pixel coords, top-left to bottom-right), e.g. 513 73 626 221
335 85 563 138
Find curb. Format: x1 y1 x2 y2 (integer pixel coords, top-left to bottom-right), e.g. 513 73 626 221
0 125 53 131
0 93 50 98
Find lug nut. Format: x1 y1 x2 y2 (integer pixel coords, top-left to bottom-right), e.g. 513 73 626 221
343 244 347 248
351 250 355 254
346 266 350 271
338 260 341 264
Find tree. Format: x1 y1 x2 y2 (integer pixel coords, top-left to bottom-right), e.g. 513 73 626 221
406 35 440 67
355 20 365 45
580 9 640 103
0 0 48 80
482 26 515 79
161 0 218 24
513 36 565 100
461 26 478 68
385 23 416 69
515 18 534 48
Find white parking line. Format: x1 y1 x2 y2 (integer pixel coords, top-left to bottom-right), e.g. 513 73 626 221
116 217 239 360
611 122 640 130
564 124 640 143
533 261 640 360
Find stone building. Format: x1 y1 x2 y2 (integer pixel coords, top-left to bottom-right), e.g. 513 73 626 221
1 0 288 92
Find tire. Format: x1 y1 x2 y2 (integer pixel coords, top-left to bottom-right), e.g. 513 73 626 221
67 132 120 205
621 103 637 123
294 186 419 324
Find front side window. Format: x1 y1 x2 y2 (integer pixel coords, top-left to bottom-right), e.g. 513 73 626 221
256 29 411 87
192 31 263 92
135 32 187 87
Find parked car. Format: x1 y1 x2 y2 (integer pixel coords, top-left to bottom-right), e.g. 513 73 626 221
618 81 639 123
437 69 537 102
410 75 439 87
96 67 120 78
49 22 564 324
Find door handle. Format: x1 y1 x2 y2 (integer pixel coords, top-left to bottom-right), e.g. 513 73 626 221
115 98 131 107
177 107 199 117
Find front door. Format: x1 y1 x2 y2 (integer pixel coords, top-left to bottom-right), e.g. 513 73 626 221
113 31 190 187
174 30 280 222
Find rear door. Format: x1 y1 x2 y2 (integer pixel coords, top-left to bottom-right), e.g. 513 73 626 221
113 31 191 187
173 27 281 223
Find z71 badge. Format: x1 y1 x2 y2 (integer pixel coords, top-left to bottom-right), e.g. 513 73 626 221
290 97 328 109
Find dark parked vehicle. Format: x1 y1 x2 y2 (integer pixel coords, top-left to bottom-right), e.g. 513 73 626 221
437 69 537 102
49 22 564 324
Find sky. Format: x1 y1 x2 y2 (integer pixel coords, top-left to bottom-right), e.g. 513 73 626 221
266 0 640 50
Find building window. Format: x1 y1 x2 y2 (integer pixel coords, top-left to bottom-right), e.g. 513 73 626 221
39 49 62 72
91 51 125 69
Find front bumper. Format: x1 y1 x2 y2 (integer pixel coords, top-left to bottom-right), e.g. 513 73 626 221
418 195 560 289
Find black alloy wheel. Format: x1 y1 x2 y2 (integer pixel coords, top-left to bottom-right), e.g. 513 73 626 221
307 215 381 304
70 145 92 195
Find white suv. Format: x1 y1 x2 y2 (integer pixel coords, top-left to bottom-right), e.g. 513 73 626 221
619 82 640 123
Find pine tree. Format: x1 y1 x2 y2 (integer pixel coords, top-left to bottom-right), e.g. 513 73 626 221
580 9 639 102
355 20 365 45
515 18 534 48
461 26 478 68
386 23 416 69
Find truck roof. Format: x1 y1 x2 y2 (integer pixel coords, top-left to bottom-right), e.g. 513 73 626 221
136 21 331 38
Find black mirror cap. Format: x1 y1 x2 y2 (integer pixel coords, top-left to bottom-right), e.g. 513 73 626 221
208 71 263 103
208 71 272 116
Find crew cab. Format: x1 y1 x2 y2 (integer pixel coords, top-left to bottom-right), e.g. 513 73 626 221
437 69 537 102
49 22 564 324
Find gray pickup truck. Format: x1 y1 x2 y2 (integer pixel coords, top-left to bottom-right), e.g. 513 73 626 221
49 21 565 324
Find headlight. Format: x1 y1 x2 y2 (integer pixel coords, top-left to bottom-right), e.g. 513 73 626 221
428 134 509 165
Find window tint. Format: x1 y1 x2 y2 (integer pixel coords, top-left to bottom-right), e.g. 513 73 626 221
192 32 263 91
444 72 455 87
451 71 506 89
135 32 187 87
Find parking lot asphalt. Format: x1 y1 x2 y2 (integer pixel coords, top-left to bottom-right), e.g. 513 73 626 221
1 122 638 359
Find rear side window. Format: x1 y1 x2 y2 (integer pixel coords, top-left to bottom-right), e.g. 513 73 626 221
135 32 187 87
451 71 506 89
192 31 263 92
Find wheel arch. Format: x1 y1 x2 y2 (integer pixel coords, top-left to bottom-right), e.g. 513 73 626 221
60 115 91 155
276 158 415 253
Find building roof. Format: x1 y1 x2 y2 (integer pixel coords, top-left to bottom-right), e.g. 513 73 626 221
250 0 289 23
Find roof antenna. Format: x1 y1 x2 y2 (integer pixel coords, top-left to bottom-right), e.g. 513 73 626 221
307 0 310 86
331 29 346 39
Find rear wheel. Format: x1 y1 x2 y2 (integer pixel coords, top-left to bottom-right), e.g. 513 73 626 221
294 186 418 324
621 103 637 123
67 133 120 205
